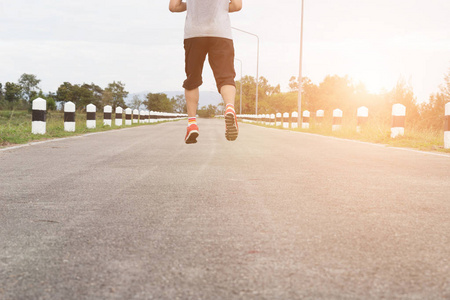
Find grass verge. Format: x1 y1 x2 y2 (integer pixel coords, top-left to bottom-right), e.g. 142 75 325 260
245 119 450 154
0 110 177 148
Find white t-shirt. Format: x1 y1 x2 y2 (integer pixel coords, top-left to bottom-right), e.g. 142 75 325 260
184 0 233 40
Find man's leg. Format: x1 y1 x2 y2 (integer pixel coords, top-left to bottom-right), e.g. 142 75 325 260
221 85 239 141
208 38 239 141
185 87 199 118
184 87 200 144
183 38 207 144
220 85 236 106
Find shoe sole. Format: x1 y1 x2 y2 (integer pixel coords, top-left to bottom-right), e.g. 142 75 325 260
225 113 238 141
185 130 199 144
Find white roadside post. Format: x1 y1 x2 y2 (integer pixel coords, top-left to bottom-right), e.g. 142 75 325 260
391 103 406 138
444 102 450 149
283 112 290 129
264 114 269 126
357 106 369 133
115 107 123 126
302 110 310 129
86 104 96 129
139 110 145 123
103 105 112 126
32 98 47 135
270 114 275 126
125 108 132 125
276 113 282 126
133 109 139 124
316 109 324 126
291 111 299 129
64 101 76 132
150 111 156 123
332 109 343 131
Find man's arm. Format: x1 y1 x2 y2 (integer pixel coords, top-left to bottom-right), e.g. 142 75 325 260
229 0 242 12
169 0 186 12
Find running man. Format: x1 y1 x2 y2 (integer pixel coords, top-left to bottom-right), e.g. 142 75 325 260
169 0 243 144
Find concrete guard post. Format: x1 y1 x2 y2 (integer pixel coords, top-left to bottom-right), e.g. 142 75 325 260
139 110 145 123
103 105 112 126
316 110 324 126
357 106 369 133
276 113 282 126
391 103 406 138
32 98 47 135
283 112 290 129
64 101 76 132
149 111 156 123
270 114 275 126
86 104 96 129
133 109 139 124
125 108 132 125
332 109 343 131
264 114 269 126
291 111 299 129
445 102 450 149
115 107 123 126
302 110 310 129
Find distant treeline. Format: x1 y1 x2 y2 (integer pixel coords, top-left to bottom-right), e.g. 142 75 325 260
1 70 449 130
0 74 187 114
234 71 450 131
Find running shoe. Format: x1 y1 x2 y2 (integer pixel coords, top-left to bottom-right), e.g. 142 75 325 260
225 108 239 141
185 124 199 144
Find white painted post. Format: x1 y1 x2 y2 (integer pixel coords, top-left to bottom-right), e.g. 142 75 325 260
283 112 290 129
64 101 76 132
291 112 299 129
32 98 47 135
316 110 324 126
276 113 282 126
357 106 369 133
86 104 96 129
444 102 450 149
302 110 310 129
125 108 132 126
270 114 275 126
115 107 123 126
391 103 406 138
139 110 145 123
150 111 156 123
103 105 112 126
133 109 139 124
264 114 269 125
332 109 343 131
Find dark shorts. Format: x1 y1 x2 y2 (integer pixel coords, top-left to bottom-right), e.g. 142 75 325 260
183 37 236 92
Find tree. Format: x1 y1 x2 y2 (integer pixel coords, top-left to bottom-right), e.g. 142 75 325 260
198 104 217 118
81 83 103 108
5 82 23 104
104 81 128 109
144 93 173 112
56 82 103 110
172 94 187 114
56 82 78 104
130 95 144 110
18 73 41 102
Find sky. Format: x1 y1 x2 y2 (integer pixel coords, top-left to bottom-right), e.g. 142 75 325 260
1 0 449 104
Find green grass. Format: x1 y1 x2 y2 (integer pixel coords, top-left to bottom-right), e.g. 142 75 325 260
0 110 176 148
246 118 450 154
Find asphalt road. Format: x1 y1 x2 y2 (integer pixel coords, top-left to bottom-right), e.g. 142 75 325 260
1 119 450 299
